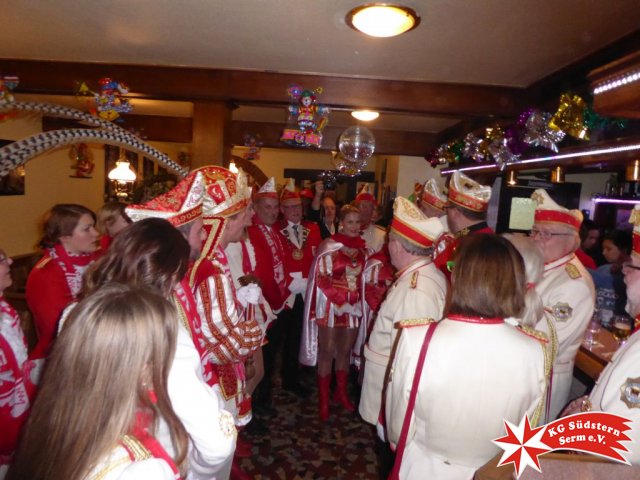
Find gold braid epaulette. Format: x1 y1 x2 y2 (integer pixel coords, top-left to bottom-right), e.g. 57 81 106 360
395 318 436 329
34 256 52 269
517 325 549 344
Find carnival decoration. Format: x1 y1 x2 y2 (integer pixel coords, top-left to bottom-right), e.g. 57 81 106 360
549 93 589 140
243 133 263 161
0 100 188 179
425 92 626 171
523 110 566 152
69 143 94 178
0 74 19 122
280 84 330 148
77 77 133 121
330 126 376 177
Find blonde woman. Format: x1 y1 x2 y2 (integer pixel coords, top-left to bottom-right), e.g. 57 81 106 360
8 284 188 479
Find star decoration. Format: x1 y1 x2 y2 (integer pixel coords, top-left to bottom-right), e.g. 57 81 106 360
493 415 550 477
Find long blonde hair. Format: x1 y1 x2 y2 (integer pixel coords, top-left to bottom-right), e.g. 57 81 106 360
8 284 189 480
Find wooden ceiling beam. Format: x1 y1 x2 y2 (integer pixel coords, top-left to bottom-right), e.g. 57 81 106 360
42 114 192 143
0 59 524 118
229 121 438 157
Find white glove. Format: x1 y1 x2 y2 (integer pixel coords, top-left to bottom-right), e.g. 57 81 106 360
288 273 308 295
237 283 261 307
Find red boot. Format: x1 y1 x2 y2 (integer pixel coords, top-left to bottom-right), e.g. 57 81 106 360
235 434 252 458
334 370 355 412
318 374 331 421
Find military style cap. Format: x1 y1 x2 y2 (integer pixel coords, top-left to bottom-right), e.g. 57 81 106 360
421 178 448 212
447 171 491 213
531 188 582 231
390 196 444 248
194 165 252 218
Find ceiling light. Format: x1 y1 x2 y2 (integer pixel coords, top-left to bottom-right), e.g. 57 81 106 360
626 159 640 182
351 110 380 121
347 4 420 38
550 166 565 183
506 170 518 186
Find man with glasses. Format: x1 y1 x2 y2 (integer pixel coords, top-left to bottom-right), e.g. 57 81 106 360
530 188 595 421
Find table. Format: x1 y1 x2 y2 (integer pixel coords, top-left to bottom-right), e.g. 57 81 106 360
574 326 619 380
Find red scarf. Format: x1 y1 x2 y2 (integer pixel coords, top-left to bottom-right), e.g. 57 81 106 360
49 244 96 298
332 232 366 250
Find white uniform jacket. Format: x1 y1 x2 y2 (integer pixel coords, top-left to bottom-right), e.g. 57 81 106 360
386 318 547 480
359 258 446 425
84 445 176 480
157 324 236 480
535 253 595 421
588 329 640 464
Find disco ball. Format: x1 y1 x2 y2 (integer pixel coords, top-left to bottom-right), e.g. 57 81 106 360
338 126 375 161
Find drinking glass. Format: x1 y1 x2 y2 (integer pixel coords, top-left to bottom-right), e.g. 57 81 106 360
584 311 600 346
611 315 633 346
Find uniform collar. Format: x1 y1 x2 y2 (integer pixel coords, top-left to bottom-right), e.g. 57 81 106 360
395 257 431 279
544 252 575 271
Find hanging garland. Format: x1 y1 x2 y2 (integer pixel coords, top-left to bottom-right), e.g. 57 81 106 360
425 93 628 170
0 99 188 178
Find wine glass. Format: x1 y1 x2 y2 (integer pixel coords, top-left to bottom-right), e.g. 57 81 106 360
611 315 633 346
584 310 601 346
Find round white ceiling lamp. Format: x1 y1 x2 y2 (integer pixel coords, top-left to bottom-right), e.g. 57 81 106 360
346 3 420 38
351 110 380 121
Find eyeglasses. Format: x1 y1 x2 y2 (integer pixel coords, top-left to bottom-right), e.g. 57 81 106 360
623 262 640 271
0 255 10 265
446 261 455 273
528 229 574 241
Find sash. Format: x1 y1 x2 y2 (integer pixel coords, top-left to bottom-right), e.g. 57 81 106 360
257 223 286 299
173 279 218 387
49 244 96 298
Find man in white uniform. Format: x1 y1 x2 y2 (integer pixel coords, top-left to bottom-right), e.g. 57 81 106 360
530 188 595 421
360 197 447 427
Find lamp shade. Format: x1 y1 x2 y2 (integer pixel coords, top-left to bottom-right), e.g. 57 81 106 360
108 160 136 182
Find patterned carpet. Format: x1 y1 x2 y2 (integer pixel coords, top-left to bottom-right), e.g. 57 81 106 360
239 371 381 479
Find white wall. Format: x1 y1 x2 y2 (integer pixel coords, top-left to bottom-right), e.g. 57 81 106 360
565 172 609 219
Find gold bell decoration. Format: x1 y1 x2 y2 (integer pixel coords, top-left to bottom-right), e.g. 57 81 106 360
549 93 589 141
550 166 565 183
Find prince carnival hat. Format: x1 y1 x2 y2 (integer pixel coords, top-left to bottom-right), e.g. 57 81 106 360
126 171 204 227
447 171 492 213
390 196 444 248
531 188 582 231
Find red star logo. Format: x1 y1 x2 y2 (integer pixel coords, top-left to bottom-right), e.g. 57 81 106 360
493 415 550 477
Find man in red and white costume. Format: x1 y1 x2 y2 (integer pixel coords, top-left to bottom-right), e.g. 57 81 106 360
434 171 494 279
187 166 263 432
355 183 386 254
360 197 448 430
273 179 321 398
530 188 595 421
126 171 237 480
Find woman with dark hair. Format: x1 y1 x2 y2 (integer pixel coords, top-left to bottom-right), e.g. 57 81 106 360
590 229 632 326
385 234 547 479
81 218 236 480
302 204 368 421
8 284 189 480
26 203 99 361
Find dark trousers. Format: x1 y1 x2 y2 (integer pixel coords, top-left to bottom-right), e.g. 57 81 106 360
255 294 304 404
